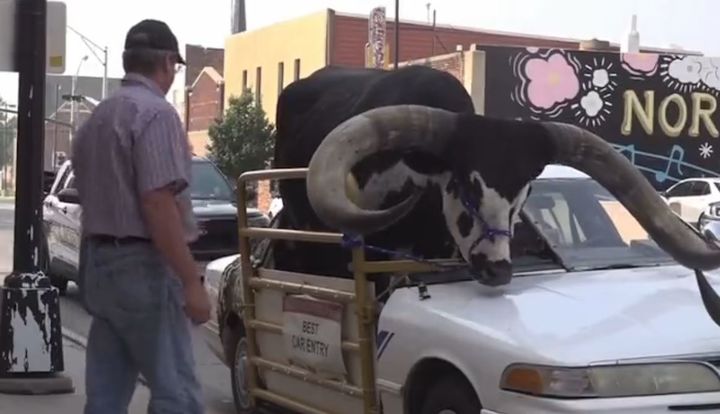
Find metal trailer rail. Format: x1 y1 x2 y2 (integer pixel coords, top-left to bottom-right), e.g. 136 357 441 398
235 168 464 414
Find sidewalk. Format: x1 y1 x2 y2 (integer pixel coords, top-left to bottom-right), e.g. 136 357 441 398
0 332 152 413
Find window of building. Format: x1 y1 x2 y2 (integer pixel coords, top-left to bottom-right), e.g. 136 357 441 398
294 59 301 81
278 62 284 95
255 66 262 106
242 70 248 92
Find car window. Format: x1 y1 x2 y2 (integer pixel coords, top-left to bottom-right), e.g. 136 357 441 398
64 173 76 190
690 181 710 196
666 181 692 197
51 163 72 195
523 178 672 270
190 160 234 201
714 182 720 193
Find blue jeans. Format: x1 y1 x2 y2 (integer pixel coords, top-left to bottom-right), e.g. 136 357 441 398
81 238 204 414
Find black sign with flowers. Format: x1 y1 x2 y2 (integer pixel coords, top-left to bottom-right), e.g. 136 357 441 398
479 45 720 190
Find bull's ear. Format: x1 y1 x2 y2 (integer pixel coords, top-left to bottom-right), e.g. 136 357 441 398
402 150 449 175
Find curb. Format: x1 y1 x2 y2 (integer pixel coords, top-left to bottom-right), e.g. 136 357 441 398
61 327 148 387
61 327 87 349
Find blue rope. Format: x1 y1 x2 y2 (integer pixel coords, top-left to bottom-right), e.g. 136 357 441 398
341 233 467 271
339 178 512 273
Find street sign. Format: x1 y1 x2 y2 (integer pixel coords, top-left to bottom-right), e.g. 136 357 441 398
367 6 387 69
0 0 67 74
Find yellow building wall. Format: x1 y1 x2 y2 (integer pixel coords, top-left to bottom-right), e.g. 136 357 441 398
223 10 331 124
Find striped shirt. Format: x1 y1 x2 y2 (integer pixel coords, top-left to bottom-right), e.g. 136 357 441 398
71 73 198 242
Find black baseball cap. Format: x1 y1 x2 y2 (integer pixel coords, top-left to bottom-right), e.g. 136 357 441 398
124 19 185 64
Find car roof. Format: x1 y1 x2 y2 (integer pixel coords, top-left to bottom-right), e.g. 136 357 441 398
536 164 590 180
673 177 720 184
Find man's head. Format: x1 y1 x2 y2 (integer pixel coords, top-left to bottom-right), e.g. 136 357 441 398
122 19 185 93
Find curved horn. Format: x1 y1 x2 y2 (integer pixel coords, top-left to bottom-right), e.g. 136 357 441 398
306 105 457 234
543 121 720 270
543 122 720 326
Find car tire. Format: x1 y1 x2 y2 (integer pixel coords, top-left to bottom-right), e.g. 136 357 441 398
39 236 68 296
420 372 481 414
231 336 255 414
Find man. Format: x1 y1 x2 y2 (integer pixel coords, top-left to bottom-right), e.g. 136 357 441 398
71 19 211 414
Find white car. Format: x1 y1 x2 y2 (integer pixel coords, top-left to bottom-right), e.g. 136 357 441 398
209 165 720 414
662 178 720 225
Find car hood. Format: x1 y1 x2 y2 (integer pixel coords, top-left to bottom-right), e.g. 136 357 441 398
191 199 262 218
399 265 720 365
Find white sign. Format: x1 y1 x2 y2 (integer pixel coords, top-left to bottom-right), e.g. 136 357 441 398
0 0 67 74
368 6 386 69
282 294 347 377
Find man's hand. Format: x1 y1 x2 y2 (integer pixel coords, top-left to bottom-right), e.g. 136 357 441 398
183 279 211 324
140 186 211 324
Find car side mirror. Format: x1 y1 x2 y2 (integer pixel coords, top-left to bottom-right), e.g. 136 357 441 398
57 187 80 204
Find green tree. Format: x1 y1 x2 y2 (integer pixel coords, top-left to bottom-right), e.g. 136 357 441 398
207 89 275 180
0 97 16 170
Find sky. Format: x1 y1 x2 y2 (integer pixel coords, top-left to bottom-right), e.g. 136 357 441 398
1 0 719 107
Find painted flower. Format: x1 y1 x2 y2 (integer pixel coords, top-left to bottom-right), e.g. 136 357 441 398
580 91 603 117
668 56 703 84
592 69 609 88
699 58 720 90
621 53 659 76
524 53 580 110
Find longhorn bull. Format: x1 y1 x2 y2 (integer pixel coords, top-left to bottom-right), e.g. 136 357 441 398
271 65 720 324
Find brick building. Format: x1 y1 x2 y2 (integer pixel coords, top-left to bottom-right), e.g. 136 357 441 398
222 8 701 213
186 67 225 156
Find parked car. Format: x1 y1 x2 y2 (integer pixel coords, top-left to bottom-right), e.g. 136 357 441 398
698 201 720 242
41 156 270 294
661 178 720 226
211 164 720 414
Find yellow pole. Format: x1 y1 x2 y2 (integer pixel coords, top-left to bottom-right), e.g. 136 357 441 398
352 245 379 414
236 176 260 408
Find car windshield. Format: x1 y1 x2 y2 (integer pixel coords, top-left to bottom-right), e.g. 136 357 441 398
521 177 675 271
190 160 234 201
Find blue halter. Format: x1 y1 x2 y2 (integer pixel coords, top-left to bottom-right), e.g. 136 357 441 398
453 177 513 252
339 177 512 270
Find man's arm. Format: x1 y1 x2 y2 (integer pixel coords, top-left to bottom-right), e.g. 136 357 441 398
133 108 204 294
140 186 200 288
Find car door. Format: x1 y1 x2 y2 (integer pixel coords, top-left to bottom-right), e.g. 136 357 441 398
685 181 715 223
49 165 80 276
42 161 73 271
61 171 82 274
664 180 695 222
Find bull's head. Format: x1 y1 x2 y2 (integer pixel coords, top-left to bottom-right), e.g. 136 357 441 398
306 105 720 290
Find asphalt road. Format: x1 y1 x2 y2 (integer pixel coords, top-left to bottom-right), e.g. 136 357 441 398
0 202 237 414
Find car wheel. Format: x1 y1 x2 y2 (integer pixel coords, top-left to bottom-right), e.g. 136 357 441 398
231 336 254 413
39 236 68 295
420 373 481 414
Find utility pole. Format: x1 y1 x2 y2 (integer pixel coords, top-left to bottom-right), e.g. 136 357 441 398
102 46 108 99
70 55 87 141
394 0 399 69
53 84 60 169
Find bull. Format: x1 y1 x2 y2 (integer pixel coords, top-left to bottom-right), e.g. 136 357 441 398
271 64 720 323
272 65 476 281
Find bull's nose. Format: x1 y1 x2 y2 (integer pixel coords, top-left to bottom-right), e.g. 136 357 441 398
470 257 512 287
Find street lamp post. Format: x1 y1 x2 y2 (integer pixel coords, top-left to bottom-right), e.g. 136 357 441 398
67 25 108 99
70 55 88 141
